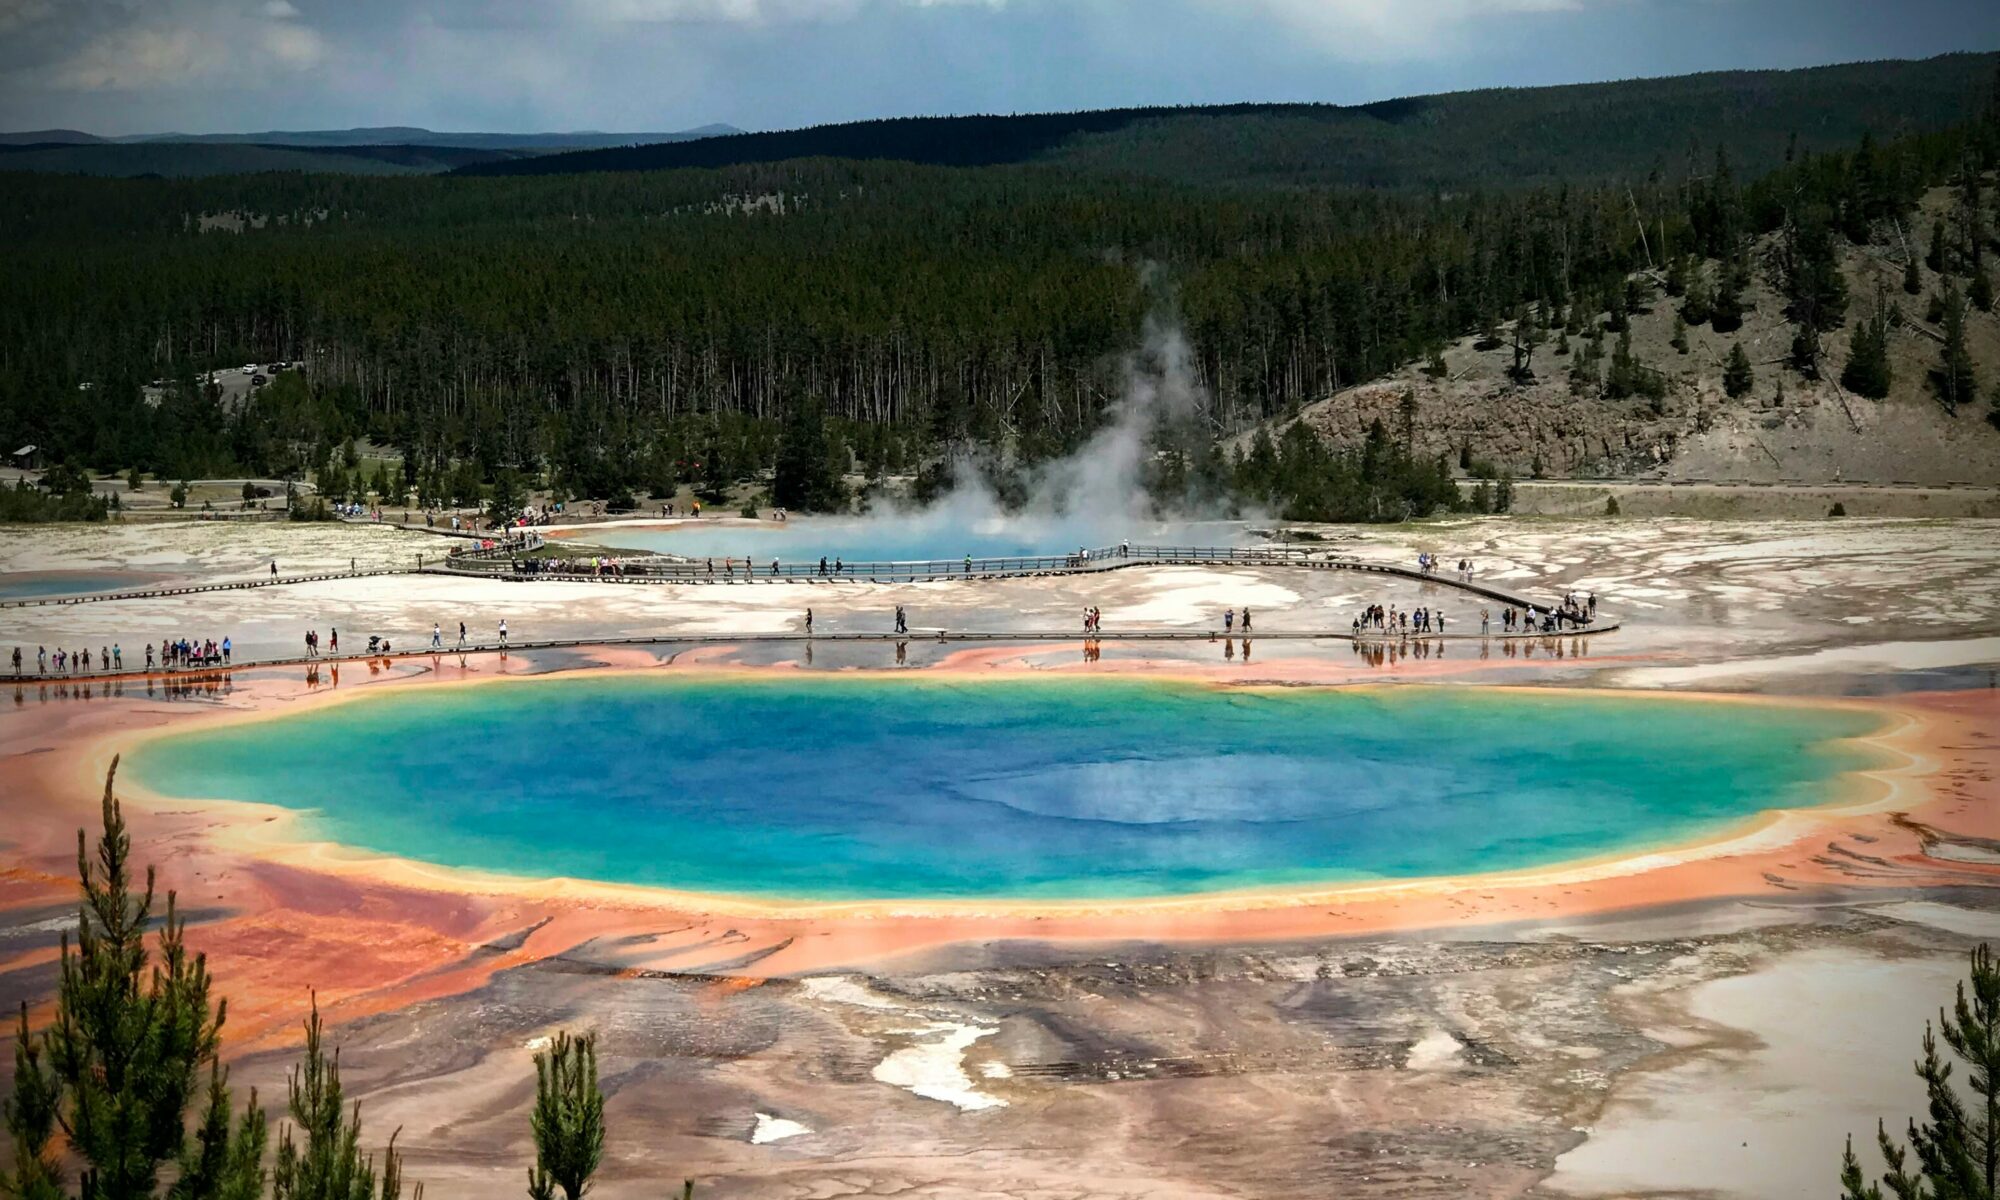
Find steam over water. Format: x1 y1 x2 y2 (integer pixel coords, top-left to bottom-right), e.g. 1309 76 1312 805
590 318 1248 564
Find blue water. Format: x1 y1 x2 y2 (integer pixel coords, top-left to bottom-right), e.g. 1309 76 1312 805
0 572 140 600
582 516 1251 564
123 678 1883 902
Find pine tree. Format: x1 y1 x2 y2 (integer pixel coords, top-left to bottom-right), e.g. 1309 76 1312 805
1936 280 1979 413
0 760 267 1200
1927 220 1948 272
1722 342 1754 398
1710 265 1745 333
526 1033 605 1200
773 398 845 512
1670 313 1689 354
1904 255 1922 295
271 997 412 1200
1681 264 1712 326
1507 304 1543 382
1844 945 1999 1199
1841 294 1894 399
1973 265 1995 313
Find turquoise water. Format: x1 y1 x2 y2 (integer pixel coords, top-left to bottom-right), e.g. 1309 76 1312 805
583 517 1249 564
124 678 1883 902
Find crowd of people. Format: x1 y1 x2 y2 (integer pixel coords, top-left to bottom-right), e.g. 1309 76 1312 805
1417 552 1478 581
11 637 238 677
1353 604 1447 635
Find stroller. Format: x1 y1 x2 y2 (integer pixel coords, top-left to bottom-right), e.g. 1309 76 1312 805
367 635 391 654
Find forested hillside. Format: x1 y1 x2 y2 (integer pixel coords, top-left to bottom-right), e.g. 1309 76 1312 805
1 59 1996 521
461 54 1999 189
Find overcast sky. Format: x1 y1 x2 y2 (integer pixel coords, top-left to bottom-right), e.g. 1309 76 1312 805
1 0 1995 136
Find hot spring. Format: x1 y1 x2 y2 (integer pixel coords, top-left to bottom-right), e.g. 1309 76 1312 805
573 517 1253 565
122 677 1885 903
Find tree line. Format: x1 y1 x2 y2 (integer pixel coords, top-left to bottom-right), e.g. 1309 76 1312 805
1 65 1995 521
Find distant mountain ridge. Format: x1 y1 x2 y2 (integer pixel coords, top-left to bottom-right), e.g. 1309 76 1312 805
0 124 743 177
101 124 742 149
454 52 2000 188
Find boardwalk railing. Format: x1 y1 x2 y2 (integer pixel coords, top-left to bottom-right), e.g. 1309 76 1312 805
457 543 1317 584
4 620 1621 684
4 543 1582 618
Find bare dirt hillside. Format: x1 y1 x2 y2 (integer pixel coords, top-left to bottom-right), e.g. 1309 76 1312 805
1262 185 2000 487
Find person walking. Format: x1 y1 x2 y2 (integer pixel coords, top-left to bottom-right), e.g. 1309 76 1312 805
1240 607 1252 633
457 621 466 648
804 608 814 636
221 636 231 664
1224 608 1234 634
112 643 122 670
10 647 19 676
498 618 508 646
432 623 443 649
329 628 338 655
271 561 279 578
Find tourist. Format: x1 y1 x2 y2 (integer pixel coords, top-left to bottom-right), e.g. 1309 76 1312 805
9 647 18 676
1224 608 1234 634
805 608 814 636
458 621 466 648
37 646 46 673
329 629 337 655
271 561 278 578
144 644 154 670
222 636 231 664
112 644 121 670
1240 607 1252 633
1481 608 1490 635
894 605 908 635
432 623 443 649
498 618 508 646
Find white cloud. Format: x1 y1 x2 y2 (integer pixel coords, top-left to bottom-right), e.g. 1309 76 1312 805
571 0 998 23
43 0 325 90
0 0 56 35
1203 0 1590 56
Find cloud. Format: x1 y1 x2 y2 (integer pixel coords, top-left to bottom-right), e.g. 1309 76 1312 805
1202 0 1591 56
569 0 998 24
42 0 325 90
0 0 55 35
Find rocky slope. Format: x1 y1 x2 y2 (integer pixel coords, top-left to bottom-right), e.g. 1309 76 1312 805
1264 184 2000 487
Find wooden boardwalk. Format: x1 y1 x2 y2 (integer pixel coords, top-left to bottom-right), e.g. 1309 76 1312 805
5 621 1620 686
4 545 1584 620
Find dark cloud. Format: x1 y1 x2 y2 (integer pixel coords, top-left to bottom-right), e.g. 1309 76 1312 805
0 0 1992 136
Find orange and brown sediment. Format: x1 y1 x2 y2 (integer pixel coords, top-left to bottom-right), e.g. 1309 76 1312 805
2 650 1994 1052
